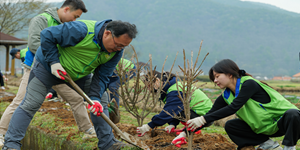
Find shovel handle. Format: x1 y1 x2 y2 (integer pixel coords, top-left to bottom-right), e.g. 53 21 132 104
59 72 132 142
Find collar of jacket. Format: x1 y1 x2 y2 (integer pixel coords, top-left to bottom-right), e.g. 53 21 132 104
160 76 177 100
94 19 112 52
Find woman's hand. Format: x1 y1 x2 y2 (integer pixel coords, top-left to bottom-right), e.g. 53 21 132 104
136 124 151 137
187 116 206 131
164 125 175 133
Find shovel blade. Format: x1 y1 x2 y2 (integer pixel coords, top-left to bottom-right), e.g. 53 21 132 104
119 132 150 150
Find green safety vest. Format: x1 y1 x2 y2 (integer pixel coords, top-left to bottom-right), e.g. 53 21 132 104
39 12 60 27
222 76 298 135
116 58 134 72
58 20 117 80
20 47 28 60
164 82 213 116
23 12 60 61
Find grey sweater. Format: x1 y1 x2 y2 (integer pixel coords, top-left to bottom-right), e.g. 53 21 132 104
28 7 62 54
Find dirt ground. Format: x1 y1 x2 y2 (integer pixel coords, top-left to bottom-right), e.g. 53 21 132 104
35 101 237 150
114 123 237 150
3 92 300 149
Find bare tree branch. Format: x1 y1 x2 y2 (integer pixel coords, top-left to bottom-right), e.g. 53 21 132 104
0 0 53 35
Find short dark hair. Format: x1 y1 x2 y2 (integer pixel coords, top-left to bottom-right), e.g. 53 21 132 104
145 70 175 82
106 20 138 39
61 0 88 13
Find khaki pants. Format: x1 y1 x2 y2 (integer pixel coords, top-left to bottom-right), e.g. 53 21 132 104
0 68 92 135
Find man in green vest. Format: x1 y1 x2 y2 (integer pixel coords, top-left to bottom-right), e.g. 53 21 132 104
3 19 138 150
0 1 97 149
9 48 27 62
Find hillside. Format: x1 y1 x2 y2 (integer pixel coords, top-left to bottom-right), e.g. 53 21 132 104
1 0 300 77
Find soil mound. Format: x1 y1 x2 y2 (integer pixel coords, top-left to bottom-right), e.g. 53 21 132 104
114 124 237 150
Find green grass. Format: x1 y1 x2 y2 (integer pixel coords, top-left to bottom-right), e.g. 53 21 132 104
2 80 300 149
5 85 19 94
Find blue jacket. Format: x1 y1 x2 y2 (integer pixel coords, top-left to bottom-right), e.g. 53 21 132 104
24 48 34 67
35 20 123 101
148 76 184 128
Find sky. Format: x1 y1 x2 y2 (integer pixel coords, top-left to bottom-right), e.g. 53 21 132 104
46 0 300 14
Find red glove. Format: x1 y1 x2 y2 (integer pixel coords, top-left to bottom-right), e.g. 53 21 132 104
45 93 53 99
164 125 175 133
87 100 103 117
172 132 187 148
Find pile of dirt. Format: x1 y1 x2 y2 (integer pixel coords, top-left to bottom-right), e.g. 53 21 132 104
37 101 237 149
0 96 15 102
114 124 237 150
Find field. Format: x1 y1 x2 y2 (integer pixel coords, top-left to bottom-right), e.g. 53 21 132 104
0 75 300 149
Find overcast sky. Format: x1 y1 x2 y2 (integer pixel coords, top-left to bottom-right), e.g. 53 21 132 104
46 0 300 14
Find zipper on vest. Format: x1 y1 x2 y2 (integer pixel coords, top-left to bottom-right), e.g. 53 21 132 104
76 37 102 78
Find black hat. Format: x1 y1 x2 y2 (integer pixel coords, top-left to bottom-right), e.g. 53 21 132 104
10 48 20 59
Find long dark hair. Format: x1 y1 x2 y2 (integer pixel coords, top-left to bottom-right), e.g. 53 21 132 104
209 59 251 82
209 59 271 87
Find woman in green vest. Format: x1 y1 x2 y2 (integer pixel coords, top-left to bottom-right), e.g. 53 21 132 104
187 59 300 150
136 70 213 148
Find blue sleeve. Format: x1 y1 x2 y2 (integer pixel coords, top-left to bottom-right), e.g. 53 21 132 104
148 91 184 128
24 50 35 66
89 50 124 102
0 72 3 77
40 21 87 65
128 65 136 80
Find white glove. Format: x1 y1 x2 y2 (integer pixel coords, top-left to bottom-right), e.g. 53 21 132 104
136 124 151 137
50 63 67 80
164 125 175 133
171 132 187 148
187 116 206 131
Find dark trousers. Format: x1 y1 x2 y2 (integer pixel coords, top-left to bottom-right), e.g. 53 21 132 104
108 76 120 105
0 75 4 86
225 109 300 149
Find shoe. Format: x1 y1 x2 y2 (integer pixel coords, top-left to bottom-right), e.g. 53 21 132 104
47 97 61 102
1 146 17 150
0 134 4 149
241 146 255 150
0 87 5 90
82 127 97 140
283 146 296 150
256 139 283 150
106 140 134 150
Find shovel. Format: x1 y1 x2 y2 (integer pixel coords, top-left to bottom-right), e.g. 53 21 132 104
60 72 150 150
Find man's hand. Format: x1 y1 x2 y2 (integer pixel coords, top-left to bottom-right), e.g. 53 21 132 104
164 125 175 133
4 78 8 81
45 93 53 99
187 116 206 131
50 63 67 80
136 124 151 137
87 100 103 117
172 132 187 148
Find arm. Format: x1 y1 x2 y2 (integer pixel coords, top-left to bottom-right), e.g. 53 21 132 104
204 80 259 123
40 21 87 65
28 15 49 54
89 51 124 101
148 91 184 128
